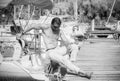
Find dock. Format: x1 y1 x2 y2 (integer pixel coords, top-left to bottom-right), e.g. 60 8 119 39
65 38 120 81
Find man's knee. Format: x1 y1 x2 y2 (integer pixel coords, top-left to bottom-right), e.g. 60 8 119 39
71 44 78 50
53 46 67 55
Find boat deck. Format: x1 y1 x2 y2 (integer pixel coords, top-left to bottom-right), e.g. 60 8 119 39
0 38 120 81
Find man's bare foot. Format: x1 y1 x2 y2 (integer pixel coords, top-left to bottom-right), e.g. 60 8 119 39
78 72 93 79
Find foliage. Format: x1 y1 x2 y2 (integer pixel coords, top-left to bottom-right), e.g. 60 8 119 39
0 3 13 24
1 0 120 23
77 0 120 23
67 2 74 15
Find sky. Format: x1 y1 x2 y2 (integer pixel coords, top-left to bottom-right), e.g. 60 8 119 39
0 0 12 7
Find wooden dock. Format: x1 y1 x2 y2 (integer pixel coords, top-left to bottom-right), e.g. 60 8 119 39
65 38 120 81
89 26 114 38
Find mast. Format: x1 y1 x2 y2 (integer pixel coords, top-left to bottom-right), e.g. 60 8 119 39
74 0 78 20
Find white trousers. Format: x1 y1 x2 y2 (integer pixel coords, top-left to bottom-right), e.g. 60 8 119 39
45 46 84 73
70 44 78 61
70 42 83 61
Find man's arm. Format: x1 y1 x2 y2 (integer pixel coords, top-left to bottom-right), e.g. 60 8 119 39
23 23 49 34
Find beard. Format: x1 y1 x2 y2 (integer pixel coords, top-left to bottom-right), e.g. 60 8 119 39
51 27 60 35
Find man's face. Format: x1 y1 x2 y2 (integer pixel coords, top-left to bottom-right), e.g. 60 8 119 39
51 22 60 31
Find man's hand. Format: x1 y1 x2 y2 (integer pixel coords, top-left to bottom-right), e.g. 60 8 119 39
16 32 24 40
16 34 22 40
66 44 72 53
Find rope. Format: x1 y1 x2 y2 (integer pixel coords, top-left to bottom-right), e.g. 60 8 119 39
24 6 36 30
38 13 50 54
106 0 116 24
18 5 24 28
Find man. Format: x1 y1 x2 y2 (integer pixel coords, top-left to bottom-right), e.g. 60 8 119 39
22 17 93 79
72 25 86 41
69 26 85 62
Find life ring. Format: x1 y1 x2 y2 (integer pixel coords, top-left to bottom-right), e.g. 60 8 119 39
1 42 22 60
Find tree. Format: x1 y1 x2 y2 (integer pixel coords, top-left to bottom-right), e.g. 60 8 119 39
0 3 14 24
67 2 74 15
77 0 110 23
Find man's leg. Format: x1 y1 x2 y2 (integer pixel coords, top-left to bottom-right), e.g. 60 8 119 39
47 47 92 79
70 44 79 62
